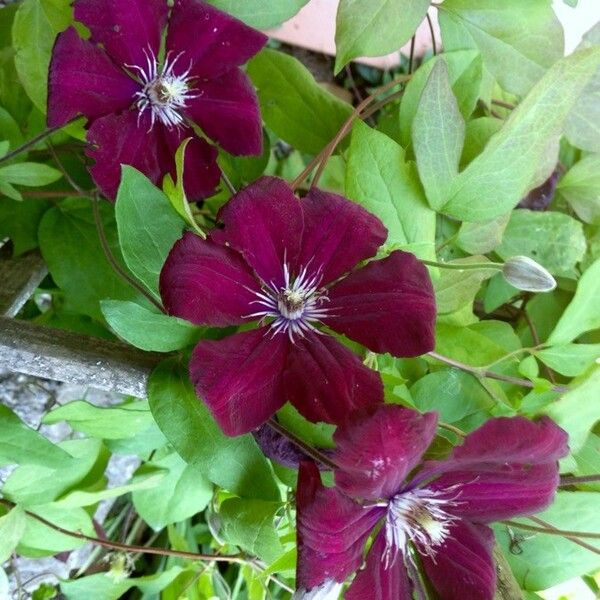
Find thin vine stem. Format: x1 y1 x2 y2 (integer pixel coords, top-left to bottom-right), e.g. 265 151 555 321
426 12 437 55
91 195 165 313
420 259 503 271
0 116 82 165
560 474 600 486
503 518 600 542
491 98 516 110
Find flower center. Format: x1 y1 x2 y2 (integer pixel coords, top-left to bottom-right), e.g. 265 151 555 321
382 488 459 568
128 49 198 130
246 263 329 341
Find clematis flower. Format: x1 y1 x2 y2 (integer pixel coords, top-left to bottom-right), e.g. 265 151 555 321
295 405 568 600
47 0 267 200
160 176 436 436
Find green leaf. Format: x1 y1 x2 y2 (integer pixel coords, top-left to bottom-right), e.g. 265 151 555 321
413 60 465 210
548 258 600 345
544 367 600 454
535 344 600 378
0 162 61 187
132 452 213 530
247 48 352 154
0 106 24 152
441 47 600 221
39 197 141 320
334 0 430 72
0 506 26 563
116 166 185 300
101 299 202 352
345 121 436 261
206 0 309 29
557 154 600 224
572 433 600 492
0 197 50 255
148 358 279 501
438 0 564 96
495 491 600 590
219 498 284 563
12 0 72 112
456 214 509 254
459 116 503 168
565 23 600 153
0 405 74 468
496 210 586 276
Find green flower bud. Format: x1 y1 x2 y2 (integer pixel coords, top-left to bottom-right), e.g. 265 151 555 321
502 256 557 293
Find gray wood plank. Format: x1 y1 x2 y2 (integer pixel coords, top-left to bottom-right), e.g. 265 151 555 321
0 251 48 317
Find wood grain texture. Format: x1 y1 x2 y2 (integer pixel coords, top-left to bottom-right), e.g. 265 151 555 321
0 250 48 317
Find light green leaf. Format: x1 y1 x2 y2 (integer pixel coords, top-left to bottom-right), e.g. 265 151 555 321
132 452 213 530
535 344 600 378
219 498 284 563
12 0 72 112
0 106 24 152
0 506 26 563
148 358 280 501
438 0 564 96
548 258 600 344
206 0 309 28
572 433 600 492
345 121 435 260
413 60 465 210
456 214 509 254
116 166 185 300
0 404 73 468
459 116 503 168
495 491 600 590
544 367 600 454
557 153 600 224
0 162 61 187
496 210 586 276
101 299 202 352
248 48 352 154
400 51 483 148
442 47 600 221
334 0 430 72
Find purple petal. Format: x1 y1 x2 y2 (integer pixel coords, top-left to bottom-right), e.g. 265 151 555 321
47 27 139 127
166 0 267 80
283 332 383 426
296 462 385 590
212 177 304 287
421 417 568 522
159 231 260 327
184 68 262 155
323 251 436 357
346 531 413 600
74 0 167 68
190 328 288 436
299 188 388 286
160 126 221 201
421 521 496 600
333 405 438 501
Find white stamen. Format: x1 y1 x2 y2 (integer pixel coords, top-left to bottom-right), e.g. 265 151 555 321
127 48 198 131
245 262 329 341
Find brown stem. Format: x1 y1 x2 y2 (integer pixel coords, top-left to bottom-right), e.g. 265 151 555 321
560 474 600 486
427 351 569 393
91 195 165 313
0 499 245 563
20 191 82 198
266 418 339 470
491 99 516 110
408 35 416 74
426 12 438 55
503 518 600 542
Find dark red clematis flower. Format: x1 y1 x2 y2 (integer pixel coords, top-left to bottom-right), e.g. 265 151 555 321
160 177 436 436
296 405 568 600
47 0 267 200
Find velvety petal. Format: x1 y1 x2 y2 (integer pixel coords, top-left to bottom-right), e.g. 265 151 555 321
47 27 139 127
333 405 438 501
212 177 304 287
166 0 267 80
299 189 388 286
159 231 260 327
296 462 385 590
74 0 167 68
284 332 383 426
191 328 288 436
160 126 220 201
346 531 412 600
419 417 568 522
323 251 436 357
421 521 496 600
184 68 262 155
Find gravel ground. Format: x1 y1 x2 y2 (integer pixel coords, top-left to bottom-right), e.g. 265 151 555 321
0 368 140 599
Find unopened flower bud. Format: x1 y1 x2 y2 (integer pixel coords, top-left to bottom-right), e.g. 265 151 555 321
502 256 557 292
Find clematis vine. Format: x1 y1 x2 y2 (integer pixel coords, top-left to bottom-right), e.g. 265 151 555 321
47 0 267 200
160 177 436 436
296 405 568 599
